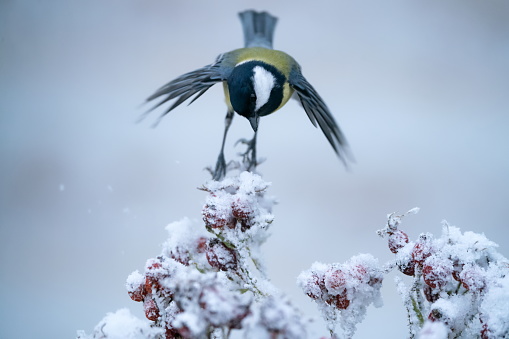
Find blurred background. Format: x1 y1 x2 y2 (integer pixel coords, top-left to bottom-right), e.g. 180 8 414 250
1 1 508 338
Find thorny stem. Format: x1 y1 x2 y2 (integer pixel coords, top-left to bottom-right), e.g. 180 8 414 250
205 226 241 251
205 222 268 297
412 270 426 320
236 266 266 297
410 295 425 326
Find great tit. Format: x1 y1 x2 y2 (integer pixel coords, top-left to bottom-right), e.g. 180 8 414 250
146 10 351 180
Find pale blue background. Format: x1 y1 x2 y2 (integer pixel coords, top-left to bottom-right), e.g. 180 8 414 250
1 1 508 338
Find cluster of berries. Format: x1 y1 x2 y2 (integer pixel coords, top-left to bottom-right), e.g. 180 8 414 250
126 240 251 338
378 210 509 338
301 261 382 310
199 172 275 282
123 173 300 338
200 173 274 237
298 254 384 337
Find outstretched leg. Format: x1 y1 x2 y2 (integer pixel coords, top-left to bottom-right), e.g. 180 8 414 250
213 110 234 181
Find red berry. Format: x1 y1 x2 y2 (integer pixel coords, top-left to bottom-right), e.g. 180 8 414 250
202 203 234 229
145 275 161 294
350 264 369 283
423 284 440 303
388 230 409 253
452 259 463 282
412 236 434 266
397 258 416 276
143 297 160 321
324 267 347 294
146 259 163 271
165 327 180 339
126 271 147 302
428 309 443 322
206 239 238 271
196 237 208 253
428 308 453 327
460 265 486 292
128 282 146 302
422 259 452 289
144 257 172 297
169 247 190 266
145 258 164 293
305 272 326 300
326 291 350 310
176 324 192 339
231 196 255 220
229 307 250 329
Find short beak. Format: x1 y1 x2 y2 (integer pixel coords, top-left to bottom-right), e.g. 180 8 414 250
248 115 259 132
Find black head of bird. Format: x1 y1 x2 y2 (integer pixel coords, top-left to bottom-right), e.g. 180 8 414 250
227 59 287 131
145 10 352 180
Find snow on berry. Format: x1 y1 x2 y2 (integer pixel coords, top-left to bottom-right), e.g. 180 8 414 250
412 233 435 266
324 265 348 295
206 238 238 271
231 194 256 221
168 268 252 338
423 284 440 303
298 254 383 338
202 201 235 229
144 257 174 297
143 297 160 321
427 294 476 334
422 255 453 290
126 270 146 302
388 230 409 253
459 264 487 292
298 262 328 301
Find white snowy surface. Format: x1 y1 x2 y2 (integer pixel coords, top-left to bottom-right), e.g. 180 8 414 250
76 308 163 339
1 1 509 338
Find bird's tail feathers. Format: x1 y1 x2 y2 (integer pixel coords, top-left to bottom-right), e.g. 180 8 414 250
238 10 278 49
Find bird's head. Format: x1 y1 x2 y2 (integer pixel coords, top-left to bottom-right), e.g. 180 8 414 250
227 60 285 131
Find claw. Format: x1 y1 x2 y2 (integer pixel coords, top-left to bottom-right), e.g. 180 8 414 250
237 132 257 172
212 153 227 181
235 138 250 146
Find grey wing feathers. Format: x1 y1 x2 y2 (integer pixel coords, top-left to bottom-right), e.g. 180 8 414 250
144 56 228 126
289 69 352 166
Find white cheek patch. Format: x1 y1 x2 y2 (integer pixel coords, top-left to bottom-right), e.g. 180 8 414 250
252 66 276 111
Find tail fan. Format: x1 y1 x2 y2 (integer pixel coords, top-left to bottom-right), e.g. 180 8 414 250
238 10 278 49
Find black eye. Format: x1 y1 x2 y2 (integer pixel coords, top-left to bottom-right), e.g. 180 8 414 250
250 93 256 102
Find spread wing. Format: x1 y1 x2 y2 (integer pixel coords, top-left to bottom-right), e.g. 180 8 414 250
289 68 352 166
144 54 232 125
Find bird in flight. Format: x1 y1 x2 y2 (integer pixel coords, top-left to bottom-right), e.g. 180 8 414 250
146 10 351 180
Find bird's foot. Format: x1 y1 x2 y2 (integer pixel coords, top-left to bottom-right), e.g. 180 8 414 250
212 153 227 181
235 138 257 172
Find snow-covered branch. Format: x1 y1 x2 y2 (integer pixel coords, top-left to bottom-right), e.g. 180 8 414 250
78 174 509 339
